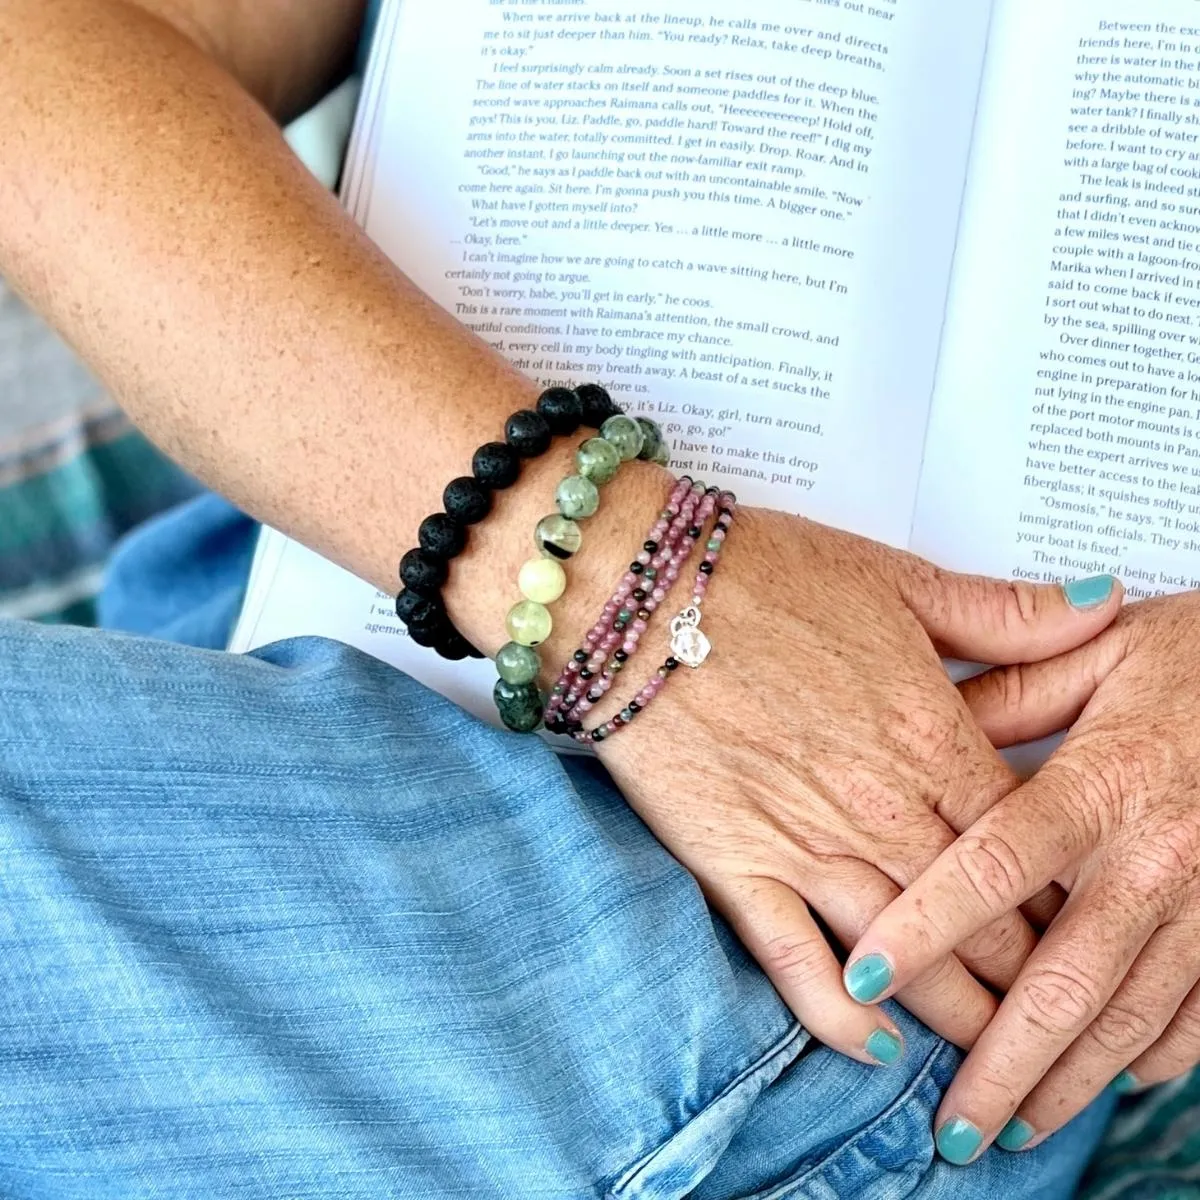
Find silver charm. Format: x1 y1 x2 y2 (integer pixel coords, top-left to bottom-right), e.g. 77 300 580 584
670 606 711 669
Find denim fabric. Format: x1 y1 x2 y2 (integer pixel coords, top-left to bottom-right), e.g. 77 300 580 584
0 496 1116 1198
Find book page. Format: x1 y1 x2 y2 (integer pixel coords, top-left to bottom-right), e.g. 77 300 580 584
914 0 1200 598
232 0 994 721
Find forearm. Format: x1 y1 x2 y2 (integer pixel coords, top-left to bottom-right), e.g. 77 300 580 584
0 0 663 662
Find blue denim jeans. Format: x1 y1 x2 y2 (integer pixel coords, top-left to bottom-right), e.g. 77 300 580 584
0 497 1113 1198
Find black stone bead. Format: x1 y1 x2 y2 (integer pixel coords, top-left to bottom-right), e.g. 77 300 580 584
718 507 733 519
409 622 450 649
580 668 594 681
574 649 589 664
587 690 602 703
396 587 445 628
630 562 644 575
593 727 608 742
505 409 553 458
688 526 702 539
576 383 618 428
438 632 474 661
636 608 651 622
632 588 647 603
472 441 521 490
536 386 584 436
614 650 629 663
443 476 492 526
665 657 680 671
643 541 658 554
699 561 715 575
628 701 642 714
399 548 448 597
613 621 627 634
418 513 467 561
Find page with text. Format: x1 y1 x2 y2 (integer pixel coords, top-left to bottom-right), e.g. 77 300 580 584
232 0 993 719
914 0 1200 598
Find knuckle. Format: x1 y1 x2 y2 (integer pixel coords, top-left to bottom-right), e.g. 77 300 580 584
953 832 1028 911
1019 964 1107 1038
961 917 1030 975
1000 580 1042 631
1164 998 1200 1050
1123 825 1200 912
760 935 829 990
1089 1001 1161 1058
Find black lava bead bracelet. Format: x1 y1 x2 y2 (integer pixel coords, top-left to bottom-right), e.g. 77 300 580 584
394 383 622 659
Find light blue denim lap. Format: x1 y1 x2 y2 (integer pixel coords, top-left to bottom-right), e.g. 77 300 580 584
0 497 1114 1198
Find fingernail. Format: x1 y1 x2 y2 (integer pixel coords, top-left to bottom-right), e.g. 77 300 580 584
1113 1070 1141 1095
997 1117 1035 1152
936 1117 984 1165
845 954 894 1004
865 1028 904 1067
1064 575 1116 610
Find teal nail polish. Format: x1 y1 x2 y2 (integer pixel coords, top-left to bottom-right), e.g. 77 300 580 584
865 1029 904 1067
1113 1070 1140 1095
845 954 893 1004
1064 575 1116 610
997 1117 1035 1152
936 1117 983 1165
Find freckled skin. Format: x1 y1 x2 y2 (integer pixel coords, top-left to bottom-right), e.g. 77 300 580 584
0 0 1127 1081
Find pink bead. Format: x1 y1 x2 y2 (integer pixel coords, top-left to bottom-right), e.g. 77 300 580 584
651 587 666 603
621 639 637 655
632 619 648 634
622 572 638 588
704 551 718 564
665 567 680 582
712 528 726 542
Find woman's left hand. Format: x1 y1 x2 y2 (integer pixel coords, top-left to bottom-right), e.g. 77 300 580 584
842 590 1200 1162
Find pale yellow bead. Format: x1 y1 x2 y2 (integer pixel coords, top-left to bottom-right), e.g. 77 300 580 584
518 557 567 605
507 600 553 647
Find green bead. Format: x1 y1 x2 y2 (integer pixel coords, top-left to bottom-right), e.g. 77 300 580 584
556 475 600 520
519 556 567 605
496 641 541 686
506 599 553 646
536 514 583 561
494 678 544 733
576 437 621 486
618 609 632 623
636 417 670 466
600 414 645 461
707 539 721 551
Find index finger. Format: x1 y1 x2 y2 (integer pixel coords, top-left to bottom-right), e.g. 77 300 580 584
842 771 1095 1005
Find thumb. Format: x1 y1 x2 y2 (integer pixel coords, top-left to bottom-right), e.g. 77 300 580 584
960 622 1132 748
897 562 1124 666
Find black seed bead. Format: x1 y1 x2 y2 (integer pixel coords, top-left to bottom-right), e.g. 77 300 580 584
587 690 602 703
706 486 721 496
419 513 467 561
628 701 642 714
612 714 626 727
399 548 448 597
443 476 493 526
643 541 658 554
536 386 584 436
472 441 521 490
665 657 680 671
566 719 584 735
574 649 589 664
396 588 445 628
580 668 594 680
630 562 644 575
614 649 629 663
632 588 647 603
718 506 733 519
505 409 553 458
699 561 715 575
679 475 694 486
636 608 651 622
725 492 738 505
593 727 608 742
613 621 627 634
577 383 618 428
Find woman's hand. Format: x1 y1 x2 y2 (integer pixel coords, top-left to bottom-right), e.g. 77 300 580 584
595 507 1122 1068
844 590 1200 1159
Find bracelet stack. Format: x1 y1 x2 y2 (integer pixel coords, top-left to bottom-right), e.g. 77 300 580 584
546 482 735 744
394 382 623 659
394 378 727 746
494 411 667 733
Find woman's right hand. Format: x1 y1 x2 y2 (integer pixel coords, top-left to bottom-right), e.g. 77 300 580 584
596 507 1123 1066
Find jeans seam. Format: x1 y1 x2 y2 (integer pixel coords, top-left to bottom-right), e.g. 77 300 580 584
605 1022 809 1200
745 1037 953 1200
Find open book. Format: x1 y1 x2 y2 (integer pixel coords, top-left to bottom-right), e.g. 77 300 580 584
233 0 1200 726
